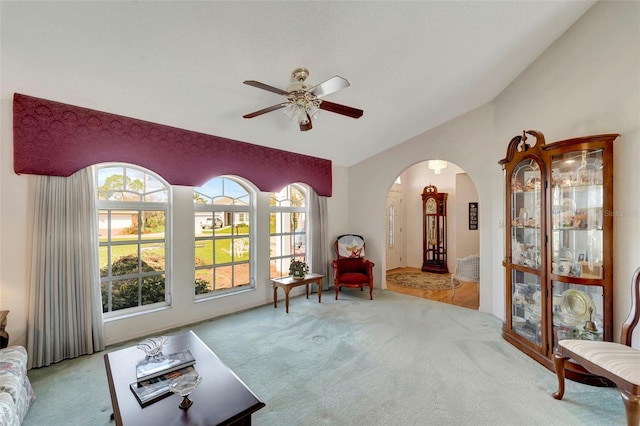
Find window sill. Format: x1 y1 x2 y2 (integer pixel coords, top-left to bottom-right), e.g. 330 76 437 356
194 285 256 303
103 303 171 323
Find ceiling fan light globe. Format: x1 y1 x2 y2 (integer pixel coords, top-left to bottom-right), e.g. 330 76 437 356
283 104 308 125
306 104 320 121
283 105 296 121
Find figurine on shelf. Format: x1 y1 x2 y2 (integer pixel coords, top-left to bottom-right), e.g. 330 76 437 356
511 177 523 192
524 177 541 192
580 307 600 340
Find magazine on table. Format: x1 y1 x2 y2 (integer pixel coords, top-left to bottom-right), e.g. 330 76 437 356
135 348 196 382
130 365 198 407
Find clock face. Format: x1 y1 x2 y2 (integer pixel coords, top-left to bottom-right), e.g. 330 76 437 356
426 198 437 214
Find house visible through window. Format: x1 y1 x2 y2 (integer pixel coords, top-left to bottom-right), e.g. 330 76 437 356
96 164 170 315
194 176 255 297
269 184 308 278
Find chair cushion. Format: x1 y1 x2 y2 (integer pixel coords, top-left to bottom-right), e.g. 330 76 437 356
338 272 370 284
559 340 640 386
335 258 368 273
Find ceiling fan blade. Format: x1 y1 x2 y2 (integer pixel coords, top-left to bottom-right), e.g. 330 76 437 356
310 76 350 99
242 103 285 119
319 100 363 119
300 114 313 131
243 80 289 96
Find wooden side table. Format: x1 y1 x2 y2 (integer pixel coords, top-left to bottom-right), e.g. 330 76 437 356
271 273 324 313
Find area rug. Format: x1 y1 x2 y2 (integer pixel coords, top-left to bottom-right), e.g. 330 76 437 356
386 271 461 290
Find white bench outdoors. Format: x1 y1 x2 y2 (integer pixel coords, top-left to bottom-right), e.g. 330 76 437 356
553 266 640 426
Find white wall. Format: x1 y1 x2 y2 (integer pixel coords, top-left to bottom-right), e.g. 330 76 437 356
455 173 479 259
349 104 497 313
351 0 639 346
0 98 34 348
493 0 640 344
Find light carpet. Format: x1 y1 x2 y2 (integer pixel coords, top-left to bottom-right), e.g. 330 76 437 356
386 271 462 290
22 289 624 425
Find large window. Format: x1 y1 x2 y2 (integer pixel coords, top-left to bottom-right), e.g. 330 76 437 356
97 164 170 315
194 177 254 297
269 184 308 278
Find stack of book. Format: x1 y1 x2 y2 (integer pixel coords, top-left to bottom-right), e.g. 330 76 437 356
129 348 197 407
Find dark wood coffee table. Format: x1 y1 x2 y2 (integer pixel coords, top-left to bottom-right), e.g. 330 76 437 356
104 330 265 425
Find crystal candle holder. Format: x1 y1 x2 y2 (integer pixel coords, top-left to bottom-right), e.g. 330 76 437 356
169 372 202 410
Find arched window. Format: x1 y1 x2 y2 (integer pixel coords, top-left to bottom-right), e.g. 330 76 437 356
96 164 171 315
269 184 308 278
194 176 255 297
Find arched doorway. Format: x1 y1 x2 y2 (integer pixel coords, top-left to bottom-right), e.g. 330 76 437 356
384 160 480 310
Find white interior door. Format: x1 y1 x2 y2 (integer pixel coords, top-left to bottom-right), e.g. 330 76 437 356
386 192 404 270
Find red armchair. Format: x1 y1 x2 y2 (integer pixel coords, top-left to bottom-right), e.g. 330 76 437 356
331 234 374 300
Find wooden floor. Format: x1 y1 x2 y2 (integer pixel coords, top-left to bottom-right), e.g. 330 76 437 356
385 267 479 310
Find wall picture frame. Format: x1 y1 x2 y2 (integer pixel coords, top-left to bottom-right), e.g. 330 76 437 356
469 202 478 230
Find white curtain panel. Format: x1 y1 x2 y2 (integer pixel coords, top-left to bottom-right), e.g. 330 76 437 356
27 167 104 369
308 189 330 291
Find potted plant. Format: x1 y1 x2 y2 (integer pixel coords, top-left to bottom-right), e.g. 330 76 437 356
289 258 309 279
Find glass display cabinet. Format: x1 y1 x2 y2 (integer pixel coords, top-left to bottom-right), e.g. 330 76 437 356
499 130 618 385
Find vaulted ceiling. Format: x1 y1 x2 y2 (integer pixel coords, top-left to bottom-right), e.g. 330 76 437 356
1 1 595 166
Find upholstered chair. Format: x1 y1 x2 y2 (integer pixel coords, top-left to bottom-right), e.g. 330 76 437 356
331 234 374 300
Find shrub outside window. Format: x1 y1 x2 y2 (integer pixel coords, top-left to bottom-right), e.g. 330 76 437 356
269 184 308 278
194 177 254 297
97 164 170 316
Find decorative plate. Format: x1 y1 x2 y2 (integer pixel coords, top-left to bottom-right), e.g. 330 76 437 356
561 289 596 322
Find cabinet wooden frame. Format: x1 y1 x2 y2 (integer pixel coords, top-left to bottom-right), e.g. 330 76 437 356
499 130 618 386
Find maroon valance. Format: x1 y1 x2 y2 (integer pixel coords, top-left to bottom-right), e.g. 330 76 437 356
13 93 332 196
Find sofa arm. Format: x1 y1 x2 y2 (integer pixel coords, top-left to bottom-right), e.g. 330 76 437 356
0 346 28 403
0 392 17 426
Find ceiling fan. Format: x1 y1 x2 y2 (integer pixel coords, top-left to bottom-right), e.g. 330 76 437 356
242 67 363 132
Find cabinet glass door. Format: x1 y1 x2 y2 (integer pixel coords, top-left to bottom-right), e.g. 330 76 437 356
552 281 604 351
511 159 542 270
512 271 542 345
550 149 604 278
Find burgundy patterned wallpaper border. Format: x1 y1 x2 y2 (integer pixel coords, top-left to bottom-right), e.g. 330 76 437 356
13 93 332 196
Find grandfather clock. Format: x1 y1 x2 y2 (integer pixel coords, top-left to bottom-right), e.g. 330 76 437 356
422 185 448 273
